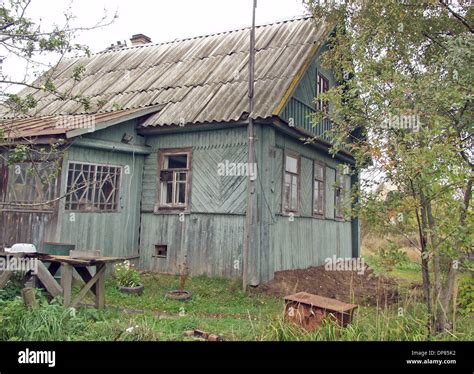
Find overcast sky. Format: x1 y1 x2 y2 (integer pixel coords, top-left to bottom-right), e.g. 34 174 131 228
1 0 307 90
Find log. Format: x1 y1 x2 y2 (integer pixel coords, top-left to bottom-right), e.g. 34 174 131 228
21 287 38 309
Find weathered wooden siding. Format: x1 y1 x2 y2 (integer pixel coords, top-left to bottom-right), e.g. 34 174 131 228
139 213 244 277
56 120 144 257
139 126 247 277
0 153 61 251
280 44 336 139
141 127 248 213
257 125 353 281
271 218 352 272
0 210 58 250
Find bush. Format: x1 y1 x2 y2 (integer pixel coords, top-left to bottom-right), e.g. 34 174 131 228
0 274 23 301
457 277 474 316
114 261 141 288
374 243 410 272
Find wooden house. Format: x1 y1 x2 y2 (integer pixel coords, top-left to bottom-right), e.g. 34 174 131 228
0 17 359 285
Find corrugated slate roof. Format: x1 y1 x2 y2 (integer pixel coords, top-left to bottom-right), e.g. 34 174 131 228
1 16 328 134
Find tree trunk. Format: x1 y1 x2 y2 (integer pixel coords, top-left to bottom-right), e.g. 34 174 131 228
410 179 433 333
438 177 472 332
419 190 436 329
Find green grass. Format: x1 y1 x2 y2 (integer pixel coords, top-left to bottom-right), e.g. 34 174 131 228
0 267 472 341
105 273 282 319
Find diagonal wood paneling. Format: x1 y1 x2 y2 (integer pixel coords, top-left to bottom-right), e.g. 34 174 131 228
192 144 247 214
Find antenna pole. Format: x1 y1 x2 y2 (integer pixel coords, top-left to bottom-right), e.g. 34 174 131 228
243 0 257 291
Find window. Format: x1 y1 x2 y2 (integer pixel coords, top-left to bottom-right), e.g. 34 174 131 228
4 162 57 208
316 72 329 113
313 162 325 217
157 149 192 210
154 245 167 258
65 162 121 212
283 153 299 213
335 173 345 219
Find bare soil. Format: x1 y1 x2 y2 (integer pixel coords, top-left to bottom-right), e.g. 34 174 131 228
253 265 400 306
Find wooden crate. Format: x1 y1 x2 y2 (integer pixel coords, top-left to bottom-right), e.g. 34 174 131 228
284 292 358 331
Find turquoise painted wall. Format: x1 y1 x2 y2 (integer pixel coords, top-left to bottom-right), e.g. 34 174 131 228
139 126 248 277
255 124 353 283
280 43 336 139
55 120 145 258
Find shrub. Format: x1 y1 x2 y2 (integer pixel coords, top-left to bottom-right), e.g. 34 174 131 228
457 277 474 316
114 261 141 288
377 243 410 272
0 273 23 301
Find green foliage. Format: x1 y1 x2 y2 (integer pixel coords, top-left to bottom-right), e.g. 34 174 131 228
0 274 23 301
305 0 473 331
379 243 410 272
0 271 473 341
457 276 474 316
0 297 104 341
114 261 142 288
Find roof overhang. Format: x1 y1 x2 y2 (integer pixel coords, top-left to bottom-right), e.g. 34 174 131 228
0 105 164 142
267 116 356 165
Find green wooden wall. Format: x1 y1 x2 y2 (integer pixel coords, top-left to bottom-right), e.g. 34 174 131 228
139 126 248 277
55 120 145 258
255 124 353 283
280 44 336 139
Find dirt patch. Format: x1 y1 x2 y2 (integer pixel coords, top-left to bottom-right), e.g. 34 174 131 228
253 265 400 306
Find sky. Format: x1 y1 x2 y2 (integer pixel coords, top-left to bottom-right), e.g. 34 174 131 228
1 0 307 88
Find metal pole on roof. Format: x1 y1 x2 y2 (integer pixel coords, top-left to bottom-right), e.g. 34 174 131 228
243 0 257 291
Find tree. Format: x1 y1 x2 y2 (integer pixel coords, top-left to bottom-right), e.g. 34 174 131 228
305 0 473 333
0 0 115 204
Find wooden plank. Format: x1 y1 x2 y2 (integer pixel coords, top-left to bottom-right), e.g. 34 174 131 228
0 270 13 289
71 264 105 309
70 250 101 259
48 262 61 277
36 261 63 297
95 264 106 309
75 266 96 295
61 264 73 307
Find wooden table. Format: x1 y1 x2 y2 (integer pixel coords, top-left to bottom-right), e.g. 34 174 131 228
0 252 126 309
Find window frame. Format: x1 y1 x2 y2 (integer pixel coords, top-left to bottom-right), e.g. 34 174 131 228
313 161 326 218
64 161 122 213
156 148 192 212
316 71 330 113
1 160 61 212
335 172 345 220
282 150 301 215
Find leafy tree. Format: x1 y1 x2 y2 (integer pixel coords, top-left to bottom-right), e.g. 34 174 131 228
305 0 473 333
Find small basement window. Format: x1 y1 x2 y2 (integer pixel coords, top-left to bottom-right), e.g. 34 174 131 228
154 245 168 258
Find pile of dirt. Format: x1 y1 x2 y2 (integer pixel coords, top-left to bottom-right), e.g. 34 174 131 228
254 265 400 306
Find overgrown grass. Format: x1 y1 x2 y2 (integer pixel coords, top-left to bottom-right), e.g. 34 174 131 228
0 266 472 341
